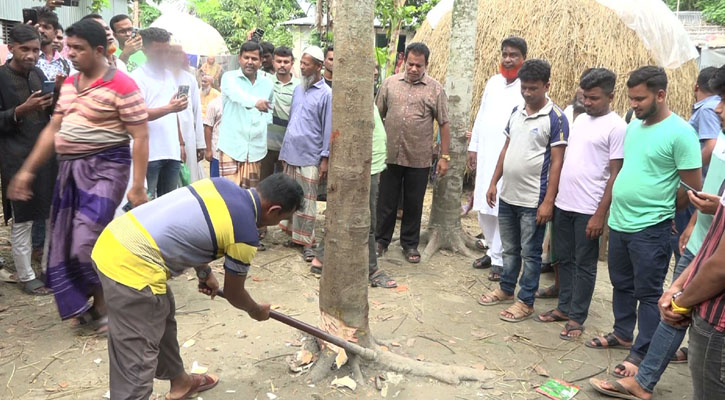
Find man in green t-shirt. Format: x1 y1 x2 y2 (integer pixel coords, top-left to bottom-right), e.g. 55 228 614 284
586 66 702 378
110 14 146 72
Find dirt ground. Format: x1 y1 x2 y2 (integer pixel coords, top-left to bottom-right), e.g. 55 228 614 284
0 189 694 400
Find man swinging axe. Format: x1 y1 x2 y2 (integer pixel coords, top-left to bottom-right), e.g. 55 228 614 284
91 174 303 400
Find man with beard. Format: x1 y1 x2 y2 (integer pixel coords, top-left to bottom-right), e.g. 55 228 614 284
467 36 526 282
278 46 332 262
218 41 273 190
200 74 220 119
260 41 275 76
261 46 299 180
535 68 626 339
8 19 149 329
585 66 702 379
0 25 57 295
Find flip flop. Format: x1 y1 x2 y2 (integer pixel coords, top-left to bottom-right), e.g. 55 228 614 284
402 248 421 264
534 309 568 322
560 322 585 341
0 268 18 283
487 271 501 282
165 373 219 400
670 347 688 364
585 332 632 350
20 278 52 296
302 247 315 262
589 378 646 400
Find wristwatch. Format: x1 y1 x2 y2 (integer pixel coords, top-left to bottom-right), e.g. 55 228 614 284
196 266 211 281
440 154 451 161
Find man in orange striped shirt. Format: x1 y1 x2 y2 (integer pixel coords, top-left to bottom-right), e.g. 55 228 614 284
9 19 149 332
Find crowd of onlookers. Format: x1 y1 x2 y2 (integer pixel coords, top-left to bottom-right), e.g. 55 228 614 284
0 3 724 399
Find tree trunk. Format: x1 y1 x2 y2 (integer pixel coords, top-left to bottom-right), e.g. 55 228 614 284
313 0 375 381
421 0 479 262
384 0 406 77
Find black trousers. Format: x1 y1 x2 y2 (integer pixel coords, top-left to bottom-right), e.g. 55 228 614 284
376 163 430 250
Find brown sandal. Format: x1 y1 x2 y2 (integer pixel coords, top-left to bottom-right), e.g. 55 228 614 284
477 288 514 306
499 301 534 322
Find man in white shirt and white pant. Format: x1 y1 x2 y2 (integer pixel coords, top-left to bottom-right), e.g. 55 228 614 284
467 36 527 281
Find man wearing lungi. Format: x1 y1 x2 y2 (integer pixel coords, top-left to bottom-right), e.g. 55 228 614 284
278 46 332 262
91 174 303 400
8 19 149 330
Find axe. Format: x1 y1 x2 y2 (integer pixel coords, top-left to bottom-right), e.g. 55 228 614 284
213 288 376 360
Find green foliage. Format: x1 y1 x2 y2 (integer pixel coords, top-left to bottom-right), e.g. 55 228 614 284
664 0 725 25
89 0 109 13
138 2 161 28
189 0 304 52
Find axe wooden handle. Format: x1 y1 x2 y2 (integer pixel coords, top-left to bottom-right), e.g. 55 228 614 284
214 289 376 360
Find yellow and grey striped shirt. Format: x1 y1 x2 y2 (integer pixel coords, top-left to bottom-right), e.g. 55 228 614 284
92 178 260 294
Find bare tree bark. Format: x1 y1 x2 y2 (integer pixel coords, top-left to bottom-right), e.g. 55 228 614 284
421 0 479 262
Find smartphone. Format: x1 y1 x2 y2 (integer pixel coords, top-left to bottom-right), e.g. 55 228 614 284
680 180 704 199
63 0 73 5
251 28 265 42
131 28 139 39
177 85 190 99
22 8 38 25
41 81 55 95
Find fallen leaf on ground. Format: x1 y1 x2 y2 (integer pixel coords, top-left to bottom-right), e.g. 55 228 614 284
380 345 389 352
335 349 348 368
391 342 401 347
532 364 549 377
58 382 69 388
331 376 357 391
182 339 196 348
395 285 409 293
252 277 262 282
297 349 314 365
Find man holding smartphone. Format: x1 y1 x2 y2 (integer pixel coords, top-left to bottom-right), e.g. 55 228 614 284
110 14 146 72
0 25 57 295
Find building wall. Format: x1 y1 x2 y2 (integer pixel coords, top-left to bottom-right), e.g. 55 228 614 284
1 0 128 43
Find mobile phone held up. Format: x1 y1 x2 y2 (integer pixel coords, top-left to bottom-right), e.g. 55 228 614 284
251 28 265 42
177 85 190 99
22 8 38 25
41 81 55 95
680 180 704 199
131 28 139 39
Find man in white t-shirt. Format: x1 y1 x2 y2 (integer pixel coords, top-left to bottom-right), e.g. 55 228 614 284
132 28 187 198
467 36 526 281
536 68 626 339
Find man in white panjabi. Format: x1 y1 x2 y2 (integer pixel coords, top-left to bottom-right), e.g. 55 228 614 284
467 36 527 281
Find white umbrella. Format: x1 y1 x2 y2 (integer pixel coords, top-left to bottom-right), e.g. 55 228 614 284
150 11 229 56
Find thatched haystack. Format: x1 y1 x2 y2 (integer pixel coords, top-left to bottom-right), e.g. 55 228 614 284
412 0 698 122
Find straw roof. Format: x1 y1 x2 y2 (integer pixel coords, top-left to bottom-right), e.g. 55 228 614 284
411 0 699 123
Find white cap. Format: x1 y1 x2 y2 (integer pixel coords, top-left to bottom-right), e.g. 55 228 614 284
303 46 325 63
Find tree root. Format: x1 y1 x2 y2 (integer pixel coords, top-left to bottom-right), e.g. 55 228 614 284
372 349 495 385
421 228 476 262
307 348 338 383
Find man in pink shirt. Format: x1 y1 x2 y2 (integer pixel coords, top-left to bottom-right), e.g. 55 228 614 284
535 68 626 339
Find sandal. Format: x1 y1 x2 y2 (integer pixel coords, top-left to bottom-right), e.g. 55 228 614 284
257 243 266 251
402 248 421 264
302 247 315 262
0 268 18 283
670 347 688 364
310 265 322 275
589 378 647 400
535 284 559 298
586 332 632 350
369 269 397 288
472 255 492 269
475 239 486 250
560 322 585 340
499 301 534 322
165 373 219 400
477 288 514 306
613 354 642 378
21 278 52 296
487 271 501 282
535 309 568 323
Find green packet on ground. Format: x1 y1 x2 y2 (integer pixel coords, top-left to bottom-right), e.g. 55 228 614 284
536 378 580 400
